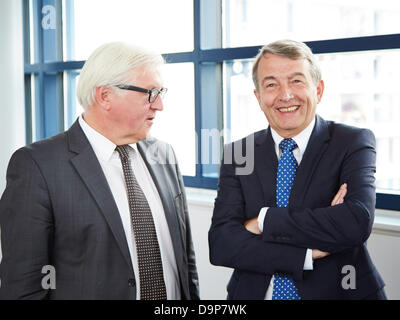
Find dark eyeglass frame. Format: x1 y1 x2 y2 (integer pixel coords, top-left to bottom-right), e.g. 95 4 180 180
115 84 168 103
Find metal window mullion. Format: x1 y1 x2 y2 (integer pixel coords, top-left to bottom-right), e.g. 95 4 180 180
24 74 33 144
55 0 65 131
31 0 46 140
39 0 65 136
63 0 75 61
22 0 31 65
194 0 225 181
55 0 63 61
193 0 202 179
23 0 32 144
36 71 45 140
32 0 44 64
194 61 203 180
57 72 65 132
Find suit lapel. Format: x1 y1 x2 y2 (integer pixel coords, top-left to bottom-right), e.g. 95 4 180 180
137 140 185 280
67 121 133 272
254 128 279 207
290 115 331 206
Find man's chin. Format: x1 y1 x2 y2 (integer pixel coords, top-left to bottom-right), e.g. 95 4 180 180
273 122 308 137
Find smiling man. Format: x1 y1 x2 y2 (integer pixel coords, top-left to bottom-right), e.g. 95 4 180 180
253 52 324 139
209 39 386 300
0 42 199 300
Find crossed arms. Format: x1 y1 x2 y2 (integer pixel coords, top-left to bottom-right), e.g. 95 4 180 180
244 183 347 260
209 128 376 279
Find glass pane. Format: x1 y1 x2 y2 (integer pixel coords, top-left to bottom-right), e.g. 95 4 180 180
224 49 400 193
223 0 400 48
64 71 82 127
65 0 193 61
150 63 196 177
317 50 400 193
224 60 266 143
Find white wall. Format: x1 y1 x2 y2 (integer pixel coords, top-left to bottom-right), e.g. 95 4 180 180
187 189 400 300
187 194 232 299
0 0 26 194
367 217 400 300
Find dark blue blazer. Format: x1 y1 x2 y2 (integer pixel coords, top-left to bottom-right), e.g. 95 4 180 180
209 115 385 299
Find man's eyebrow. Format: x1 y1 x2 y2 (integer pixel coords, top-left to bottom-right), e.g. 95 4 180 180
261 76 277 85
289 72 307 79
261 72 307 85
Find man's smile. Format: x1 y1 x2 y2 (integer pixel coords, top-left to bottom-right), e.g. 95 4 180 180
277 105 300 113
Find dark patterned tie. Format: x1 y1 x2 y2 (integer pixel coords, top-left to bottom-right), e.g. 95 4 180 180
115 145 167 300
272 138 301 300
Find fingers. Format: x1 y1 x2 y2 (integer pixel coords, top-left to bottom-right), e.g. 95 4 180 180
244 218 261 235
339 183 347 204
331 183 347 206
312 249 331 260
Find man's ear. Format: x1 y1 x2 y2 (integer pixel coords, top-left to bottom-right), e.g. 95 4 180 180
254 88 263 109
94 86 113 110
316 79 325 104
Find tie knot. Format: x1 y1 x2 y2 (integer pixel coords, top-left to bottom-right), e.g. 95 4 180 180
279 138 297 153
115 145 130 161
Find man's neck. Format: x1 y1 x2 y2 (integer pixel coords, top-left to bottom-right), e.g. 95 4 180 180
82 112 140 146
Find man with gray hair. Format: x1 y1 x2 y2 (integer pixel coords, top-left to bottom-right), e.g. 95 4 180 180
209 39 386 300
0 42 199 300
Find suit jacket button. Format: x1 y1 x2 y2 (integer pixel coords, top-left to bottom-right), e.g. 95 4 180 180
128 279 136 287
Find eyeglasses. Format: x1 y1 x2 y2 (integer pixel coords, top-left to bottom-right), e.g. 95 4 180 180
115 84 168 103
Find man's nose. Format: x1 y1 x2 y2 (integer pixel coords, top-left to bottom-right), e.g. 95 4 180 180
278 84 294 101
151 96 164 111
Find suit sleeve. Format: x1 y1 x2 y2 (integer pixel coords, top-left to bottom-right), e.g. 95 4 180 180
172 147 200 300
262 129 376 253
0 148 53 299
209 148 307 281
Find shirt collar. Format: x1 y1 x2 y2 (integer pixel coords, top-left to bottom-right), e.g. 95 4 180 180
78 115 139 162
270 117 316 156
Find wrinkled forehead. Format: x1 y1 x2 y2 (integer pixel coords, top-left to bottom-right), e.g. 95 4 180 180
259 54 313 77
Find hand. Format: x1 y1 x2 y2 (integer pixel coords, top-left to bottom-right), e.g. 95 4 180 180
312 185 346 260
331 183 347 206
244 217 261 235
311 185 346 260
245 185 347 253
312 249 330 260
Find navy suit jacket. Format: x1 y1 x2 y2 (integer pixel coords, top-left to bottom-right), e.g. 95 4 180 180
209 115 384 299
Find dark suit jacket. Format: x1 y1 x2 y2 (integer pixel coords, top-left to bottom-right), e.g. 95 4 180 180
209 115 384 300
0 120 199 300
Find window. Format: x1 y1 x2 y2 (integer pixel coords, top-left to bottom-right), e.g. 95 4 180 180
23 0 400 210
66 0 194 61
225 50 400 194
151 63 196 177
224 0 400 48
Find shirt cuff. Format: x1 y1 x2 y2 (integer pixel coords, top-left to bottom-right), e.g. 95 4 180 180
303 249 314 270
258 207 269 233
258 208 313 270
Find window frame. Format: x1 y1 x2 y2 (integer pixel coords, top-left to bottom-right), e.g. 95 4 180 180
23 0 400 210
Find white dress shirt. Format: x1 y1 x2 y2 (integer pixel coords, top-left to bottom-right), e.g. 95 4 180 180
257 118 316 299
79 116 180 299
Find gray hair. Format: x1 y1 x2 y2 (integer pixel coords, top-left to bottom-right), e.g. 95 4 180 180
252 39 322 91
77 42 165 110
